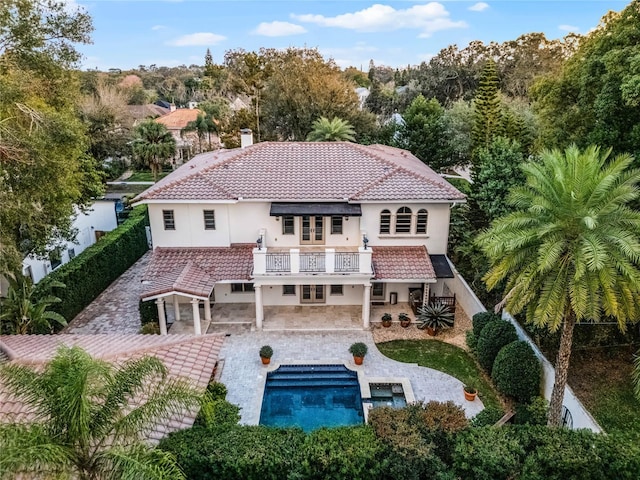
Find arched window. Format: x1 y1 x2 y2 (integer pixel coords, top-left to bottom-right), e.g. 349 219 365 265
395 207 412 233
379 210 391 234
416 209 428 234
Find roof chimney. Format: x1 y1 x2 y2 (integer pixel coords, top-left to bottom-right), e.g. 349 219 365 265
240 128 253 149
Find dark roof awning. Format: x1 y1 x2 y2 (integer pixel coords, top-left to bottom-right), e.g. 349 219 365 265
429 254 455 278
270 202 362 217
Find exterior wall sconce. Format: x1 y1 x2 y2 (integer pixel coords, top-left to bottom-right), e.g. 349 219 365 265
363 235 369 249
275 216 280 221
345 216 349 221
256 236 263 250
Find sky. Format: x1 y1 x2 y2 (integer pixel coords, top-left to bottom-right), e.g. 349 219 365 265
76 1 629 71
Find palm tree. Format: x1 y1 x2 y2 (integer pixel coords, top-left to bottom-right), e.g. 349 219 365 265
306 117 356 142
0 346 202 479
0 273 66 334
477 145 640 426
132 120 176 181
181 113 217 152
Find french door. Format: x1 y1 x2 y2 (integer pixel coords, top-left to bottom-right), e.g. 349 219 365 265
301 285 325 303
300 216 325 244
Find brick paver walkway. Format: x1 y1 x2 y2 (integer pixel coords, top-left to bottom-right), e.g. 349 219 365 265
64 252 151 334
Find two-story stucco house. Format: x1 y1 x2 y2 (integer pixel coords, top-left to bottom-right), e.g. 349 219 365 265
133 133 465 334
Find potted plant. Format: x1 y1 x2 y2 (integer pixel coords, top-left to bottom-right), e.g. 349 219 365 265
381 313 392 328
463 385 477 401
349 342 368 365
399 312 411 328
259 345 273 365
417 303 454 336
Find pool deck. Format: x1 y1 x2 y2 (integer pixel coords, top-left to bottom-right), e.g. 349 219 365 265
219 330 484 425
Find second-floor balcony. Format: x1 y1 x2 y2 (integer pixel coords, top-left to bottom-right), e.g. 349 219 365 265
253 247 372 276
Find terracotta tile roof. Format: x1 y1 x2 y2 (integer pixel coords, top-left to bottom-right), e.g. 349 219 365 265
142 245 254 299
134 142 465 203
372 246 436 280
0 334 224 442
155 108 202 130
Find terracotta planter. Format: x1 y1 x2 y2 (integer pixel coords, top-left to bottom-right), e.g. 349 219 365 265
426 326 436 336
261 357 271 365
353 356 364 365
464 388 477 401
382 320 392 328
400 320 411 328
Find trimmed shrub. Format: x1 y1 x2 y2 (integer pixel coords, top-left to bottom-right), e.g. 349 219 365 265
35 206 149 324
465 330 478 351
368 407 449 480
476 319 518 372
472 311 501 337
139 322 159 334
514 396 548 426
159 425 305 480
206 382 228 400
453 427 525 480
295 426 386 480
139 298 159 325
195 399 240 428
471 406 505 427
491 341 541 403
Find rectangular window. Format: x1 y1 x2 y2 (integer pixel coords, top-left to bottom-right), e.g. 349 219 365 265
330 284 343 295
331 216 343 235
67 248 76 260
163 210 175 230
203 210 216 230
283 285 296 296
372 283 385 299
282 215 294 235
231 283 254 293
49 249 62 270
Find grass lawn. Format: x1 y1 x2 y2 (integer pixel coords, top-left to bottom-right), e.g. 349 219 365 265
125 171 169 182
568 347 640 439
377 339 502 412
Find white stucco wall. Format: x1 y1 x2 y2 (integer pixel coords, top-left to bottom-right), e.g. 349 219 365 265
147 200 454 253
22 200 118 284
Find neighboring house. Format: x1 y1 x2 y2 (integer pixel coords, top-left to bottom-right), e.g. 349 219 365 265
154 107 216 166
0 334 224 442
133 133 466 334
20 199 118 285
128 104 170 125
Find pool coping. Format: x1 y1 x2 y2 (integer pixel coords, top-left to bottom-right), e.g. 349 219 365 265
256 360 416 428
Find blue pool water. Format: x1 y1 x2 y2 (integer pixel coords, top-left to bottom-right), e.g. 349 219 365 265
259 364 364 432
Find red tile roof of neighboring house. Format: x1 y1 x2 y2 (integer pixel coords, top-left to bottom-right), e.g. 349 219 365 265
134 142 465 203
141 245 254 299
155 108 202 130
0 334 224 443
372 246 436 280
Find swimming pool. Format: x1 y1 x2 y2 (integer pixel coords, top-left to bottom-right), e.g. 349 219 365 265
259 364 364 432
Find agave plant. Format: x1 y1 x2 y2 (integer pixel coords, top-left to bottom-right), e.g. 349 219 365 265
417 302 454 334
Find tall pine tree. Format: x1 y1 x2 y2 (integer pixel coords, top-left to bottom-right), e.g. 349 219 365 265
472 60 503 155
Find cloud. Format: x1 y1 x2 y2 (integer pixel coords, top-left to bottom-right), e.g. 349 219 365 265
151 25 166 31
559 24 580 32
253 21 307 37
292 2 466 37
468 2 489 12
167 32 226 46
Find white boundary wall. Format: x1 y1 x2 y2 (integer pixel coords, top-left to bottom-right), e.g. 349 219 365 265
444 258 602 432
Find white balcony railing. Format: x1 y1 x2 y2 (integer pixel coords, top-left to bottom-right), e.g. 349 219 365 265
253 247 372 275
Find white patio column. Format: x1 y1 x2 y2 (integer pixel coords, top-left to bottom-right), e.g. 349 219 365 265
362 284 371 330
173 294 181 322
190 298 202 335
255 284 264 330
204 296 212 322
156 298 167 335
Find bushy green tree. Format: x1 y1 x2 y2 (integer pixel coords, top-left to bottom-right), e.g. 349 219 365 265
478 145 640 426
0 346 201 479
396 95 453 171
132 120 176 180
472 60 503 154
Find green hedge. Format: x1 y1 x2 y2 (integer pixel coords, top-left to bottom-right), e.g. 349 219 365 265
476 319 518 372
492 340 542 403
472 311 501 337
35 206 149 323
159 425 305 480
